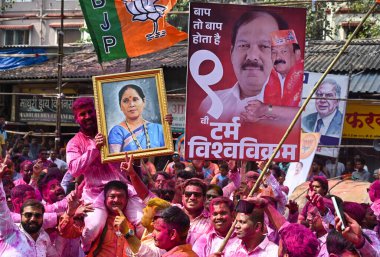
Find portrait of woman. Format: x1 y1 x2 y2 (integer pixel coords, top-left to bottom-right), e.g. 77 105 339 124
108 84 165 153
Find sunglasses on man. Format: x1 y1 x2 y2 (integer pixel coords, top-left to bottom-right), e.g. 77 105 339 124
184 191 203 198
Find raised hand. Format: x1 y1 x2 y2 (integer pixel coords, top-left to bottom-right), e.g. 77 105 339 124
335 213 364 248
310 193 326 213
113 207 129 235
286 200 299 214
74 202 94 219
306 182 316 202
66 183 82 216
244 196 268 209
120 153 136 177
0 155 8 179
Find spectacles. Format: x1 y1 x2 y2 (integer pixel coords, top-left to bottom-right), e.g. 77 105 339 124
22 212 43 219
206 194 218 199
184 191 203 198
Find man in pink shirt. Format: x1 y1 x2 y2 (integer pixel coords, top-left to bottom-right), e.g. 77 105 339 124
193 197 238 257
13 160 33 186
66 97 146 251
182 178 212 245
249 196 321 257
0 159 58 257
10 183 66 230
39 169 84 257
223 200 278 257
11 184 38 213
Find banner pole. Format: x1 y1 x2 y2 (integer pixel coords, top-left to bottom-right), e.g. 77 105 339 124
216 2 379 254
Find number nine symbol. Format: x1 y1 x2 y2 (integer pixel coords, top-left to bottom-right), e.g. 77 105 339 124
189 50 223 119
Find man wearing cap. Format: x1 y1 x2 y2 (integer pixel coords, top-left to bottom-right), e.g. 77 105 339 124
264 29 303 107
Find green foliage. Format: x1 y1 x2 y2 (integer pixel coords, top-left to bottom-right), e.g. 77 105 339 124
342 1 380 39
347 0 373 13
306 2 332 40
348 21 380 39
168 0 190 32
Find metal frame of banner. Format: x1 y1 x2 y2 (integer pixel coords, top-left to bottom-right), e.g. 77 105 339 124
216 2 380 254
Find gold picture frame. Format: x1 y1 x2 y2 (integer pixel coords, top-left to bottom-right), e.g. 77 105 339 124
93 68 174 163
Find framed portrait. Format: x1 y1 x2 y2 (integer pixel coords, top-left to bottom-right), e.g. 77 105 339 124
93 68 174 163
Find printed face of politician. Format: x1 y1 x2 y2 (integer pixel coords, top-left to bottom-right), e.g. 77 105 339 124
230 13 279 99
120 88 145 121
315 82 339 118
271 44 296 77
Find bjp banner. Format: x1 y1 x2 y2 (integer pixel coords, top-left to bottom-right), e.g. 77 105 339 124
79 0 188 62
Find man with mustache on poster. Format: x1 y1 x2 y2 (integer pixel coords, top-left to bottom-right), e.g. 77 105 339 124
200 10 301 124
263 29 304 107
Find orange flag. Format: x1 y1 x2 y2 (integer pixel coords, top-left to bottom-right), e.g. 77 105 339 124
79 0 188 62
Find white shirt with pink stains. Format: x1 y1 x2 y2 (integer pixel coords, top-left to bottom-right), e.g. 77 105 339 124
0 181 58 257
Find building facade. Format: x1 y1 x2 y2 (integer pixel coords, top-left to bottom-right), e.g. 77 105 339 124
0 0 83 46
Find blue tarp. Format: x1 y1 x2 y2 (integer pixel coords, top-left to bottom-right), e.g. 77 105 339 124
0 48 48 71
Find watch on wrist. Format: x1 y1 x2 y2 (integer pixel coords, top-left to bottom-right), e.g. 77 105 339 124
124 229 135 239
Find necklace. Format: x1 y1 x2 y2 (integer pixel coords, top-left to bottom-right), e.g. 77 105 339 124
125 120 151 150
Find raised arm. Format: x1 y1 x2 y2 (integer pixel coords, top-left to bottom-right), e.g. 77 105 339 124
58 182 92 239
66 133 103 177
246 196 287 231
0 158 17 240
336 213 379 257
120 154 149 200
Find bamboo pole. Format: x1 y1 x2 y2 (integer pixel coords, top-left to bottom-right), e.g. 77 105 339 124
55 0 64 152
216 2 379 254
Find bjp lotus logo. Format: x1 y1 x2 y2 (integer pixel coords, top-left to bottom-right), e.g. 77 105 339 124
124 0 167 41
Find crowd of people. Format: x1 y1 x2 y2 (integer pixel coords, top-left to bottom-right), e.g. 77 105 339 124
0 97 379 257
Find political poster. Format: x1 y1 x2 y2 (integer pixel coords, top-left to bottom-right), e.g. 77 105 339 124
302 72 349 157
185 3 306 161
284 133 320 196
